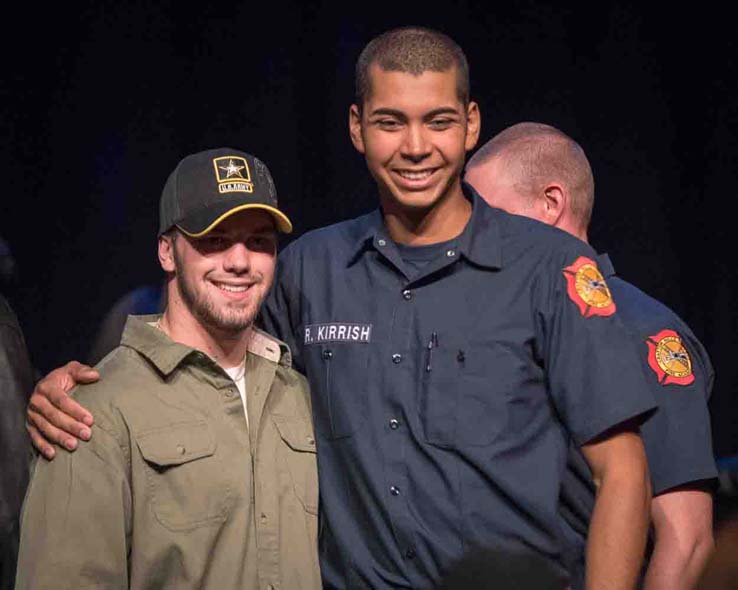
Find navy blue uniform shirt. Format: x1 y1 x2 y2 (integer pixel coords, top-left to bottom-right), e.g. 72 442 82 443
262 186 656 589
559 254 717 589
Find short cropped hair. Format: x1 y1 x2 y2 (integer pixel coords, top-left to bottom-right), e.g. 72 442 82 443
467 122 595 229
355 26 470 108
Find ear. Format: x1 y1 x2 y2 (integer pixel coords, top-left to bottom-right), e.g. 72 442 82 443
542 184 566 225
464 101 481 152
349 104 365 154
158 234 176 273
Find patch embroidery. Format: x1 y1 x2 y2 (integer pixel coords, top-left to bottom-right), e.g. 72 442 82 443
212 156 253 194
562 256 616 317
304 323 372 345
646 329 695 386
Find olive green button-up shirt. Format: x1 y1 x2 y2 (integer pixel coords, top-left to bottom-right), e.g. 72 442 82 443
16 315 320 590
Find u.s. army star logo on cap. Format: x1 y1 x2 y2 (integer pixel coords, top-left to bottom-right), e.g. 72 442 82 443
646 329 695 386
213 156 253 194
562 256 616 318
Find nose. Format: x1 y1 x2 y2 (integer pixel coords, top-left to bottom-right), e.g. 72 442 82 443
223 242 251 274
400 122 431 163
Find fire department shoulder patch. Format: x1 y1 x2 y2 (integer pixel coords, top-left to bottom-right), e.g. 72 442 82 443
646 329 695 386
562 256 616 317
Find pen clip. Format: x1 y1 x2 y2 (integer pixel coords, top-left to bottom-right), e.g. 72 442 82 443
426 331 438 372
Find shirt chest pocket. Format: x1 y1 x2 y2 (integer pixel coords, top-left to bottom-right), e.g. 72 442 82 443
421 336 512 448
306 344 371 440
136 421 235 531
272 415 319 514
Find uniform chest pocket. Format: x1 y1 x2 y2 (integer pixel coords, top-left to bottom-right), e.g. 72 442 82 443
272 415 319 515
136 421 234 531
306 344 370 440
421 336 510 448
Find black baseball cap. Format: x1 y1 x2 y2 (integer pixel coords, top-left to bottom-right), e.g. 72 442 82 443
158 148 292 237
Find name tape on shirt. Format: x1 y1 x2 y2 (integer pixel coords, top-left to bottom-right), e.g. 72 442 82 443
304 323 372 345
646 329 695 386
562 256 616 318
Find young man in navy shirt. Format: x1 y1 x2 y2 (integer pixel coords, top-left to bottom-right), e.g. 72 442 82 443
28 28 656 590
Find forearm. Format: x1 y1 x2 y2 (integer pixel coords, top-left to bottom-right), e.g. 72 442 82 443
643 489 714 590
644 533 713 590
585 462 651 589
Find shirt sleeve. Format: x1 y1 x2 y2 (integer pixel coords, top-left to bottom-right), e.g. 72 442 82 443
260 246 306 373
537 245 657 446
639 328 717 494
15 421 132 589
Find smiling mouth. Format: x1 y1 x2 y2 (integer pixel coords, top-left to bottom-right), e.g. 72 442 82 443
394 168 439 181
211 281 253 294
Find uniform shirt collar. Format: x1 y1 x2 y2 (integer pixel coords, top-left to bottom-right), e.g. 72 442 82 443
120 314 293 378
596 252 616 278
345 183 503 270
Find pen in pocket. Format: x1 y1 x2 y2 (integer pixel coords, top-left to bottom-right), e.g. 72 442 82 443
426 331 439 372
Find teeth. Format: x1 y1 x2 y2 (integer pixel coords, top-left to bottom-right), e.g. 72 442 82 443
397 169 434 180
215 283 248 293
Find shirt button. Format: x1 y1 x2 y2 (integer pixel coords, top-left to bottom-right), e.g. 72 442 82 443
225 388 236 398
177 445 186 455
306 436 315 446
402 289 412 300
405 548 416 559
389 418 400 430
322 349 333 360
390 485 400 496
446 249 456 257
392 353 402 364
378 239 387 246
260 512 268 522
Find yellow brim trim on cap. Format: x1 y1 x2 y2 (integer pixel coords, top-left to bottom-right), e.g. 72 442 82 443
178 203 293 237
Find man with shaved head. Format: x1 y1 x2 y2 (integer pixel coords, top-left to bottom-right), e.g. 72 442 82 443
466 122 717 590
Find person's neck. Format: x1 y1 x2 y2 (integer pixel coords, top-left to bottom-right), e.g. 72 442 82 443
158 294 250 370
381 181 472 245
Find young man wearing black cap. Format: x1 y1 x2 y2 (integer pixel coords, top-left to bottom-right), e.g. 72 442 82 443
16 149 320 590
27 29 655 590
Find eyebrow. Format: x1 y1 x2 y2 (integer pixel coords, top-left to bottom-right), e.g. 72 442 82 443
368 106 462 118
369 108 406 118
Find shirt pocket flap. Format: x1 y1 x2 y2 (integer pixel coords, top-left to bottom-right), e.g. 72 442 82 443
136 421 216 466
272 415 317 453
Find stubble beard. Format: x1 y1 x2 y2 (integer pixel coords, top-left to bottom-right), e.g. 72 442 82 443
174 255 264 337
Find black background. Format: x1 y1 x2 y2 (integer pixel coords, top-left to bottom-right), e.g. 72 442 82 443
2 1 737 456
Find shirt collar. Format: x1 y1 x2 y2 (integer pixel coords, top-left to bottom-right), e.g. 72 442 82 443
120 314 194 377
248 326 292 368
120 315 293 378
455 182 503 269
345 183 503 270
345 209 385 267
596 252 616 278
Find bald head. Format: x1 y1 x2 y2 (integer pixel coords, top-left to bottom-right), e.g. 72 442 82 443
465 122 595 240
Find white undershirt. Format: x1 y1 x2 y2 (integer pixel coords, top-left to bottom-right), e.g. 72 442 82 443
223 361 248 427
